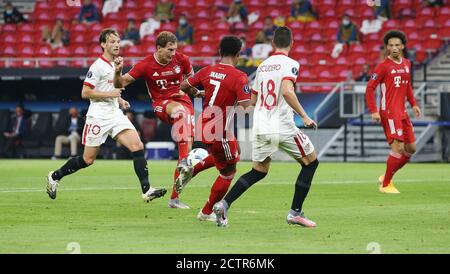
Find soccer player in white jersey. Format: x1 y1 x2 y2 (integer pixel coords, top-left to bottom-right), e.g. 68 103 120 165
213 27 319 228
46 29 167 202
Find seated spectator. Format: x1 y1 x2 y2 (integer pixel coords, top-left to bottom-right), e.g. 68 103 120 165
120 19 140 48
360 14 383 35
42 19 70 49
289 0 317 23
274 15 286 27
373 0 391 21
422 0 444 7
52 107 84 159
3 1 26 24
255 16 277 44
227 0 248 25
237 36 253 67
78 0 100 24
337 14 360 44
139 16 161 39
355 64 371 82
176 14 193 46
154 0 174 22
251 38 273 66
1 106 27 158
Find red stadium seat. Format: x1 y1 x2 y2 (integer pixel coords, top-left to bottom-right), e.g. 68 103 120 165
1 45 16 57
53 46 71 57
422 39 443 52
18 24 34 33
17 45 35 57
72 33 87 45
3 33 17 44
36 45 52 56
72 45 88 57
2 24 16 32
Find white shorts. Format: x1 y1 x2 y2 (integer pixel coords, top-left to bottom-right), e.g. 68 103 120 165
82 111 135 147
252 129 315 162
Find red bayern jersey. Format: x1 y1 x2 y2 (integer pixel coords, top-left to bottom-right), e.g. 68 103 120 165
365 57 417 119
187 63 251 143
128 52 193 105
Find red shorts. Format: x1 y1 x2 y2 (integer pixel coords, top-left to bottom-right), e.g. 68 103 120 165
380 115 416 144
205 138 240 170
152 99 194 140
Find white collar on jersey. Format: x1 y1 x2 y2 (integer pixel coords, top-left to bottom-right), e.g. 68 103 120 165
387 56 403 65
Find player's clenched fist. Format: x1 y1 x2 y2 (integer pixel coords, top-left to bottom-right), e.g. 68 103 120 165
110 88 123 98
114 56 123 72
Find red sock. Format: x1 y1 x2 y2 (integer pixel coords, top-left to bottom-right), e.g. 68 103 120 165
170 166 180 199
202 173 234 215
178 141 189 159
383 151 403 187
193 155 215 177
398 152 411 170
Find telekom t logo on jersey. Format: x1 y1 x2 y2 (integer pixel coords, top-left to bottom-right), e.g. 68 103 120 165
394 76 401 87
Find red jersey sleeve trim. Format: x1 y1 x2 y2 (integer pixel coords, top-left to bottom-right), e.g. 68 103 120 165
237 99 250 103
186 78 194 87
251 88 258 95
83 82 95 89
282 76 297 83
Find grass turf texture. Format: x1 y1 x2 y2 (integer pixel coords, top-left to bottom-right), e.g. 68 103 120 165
0 160 449 254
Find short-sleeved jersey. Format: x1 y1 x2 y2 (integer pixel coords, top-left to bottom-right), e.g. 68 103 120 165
251 52 300 135
365 57 417 119
83 56 119 119
187 63 250 143
128 52 193 105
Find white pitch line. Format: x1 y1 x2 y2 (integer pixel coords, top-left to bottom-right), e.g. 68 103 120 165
0 178 449 194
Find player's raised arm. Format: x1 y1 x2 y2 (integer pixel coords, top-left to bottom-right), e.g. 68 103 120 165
113 56 136 88
281 79 317 129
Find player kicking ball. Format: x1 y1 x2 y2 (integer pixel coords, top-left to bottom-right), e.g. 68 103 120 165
213 27 319 228
46 29 167 202
365 30 421 194
114 31 197 209
179 36 251 222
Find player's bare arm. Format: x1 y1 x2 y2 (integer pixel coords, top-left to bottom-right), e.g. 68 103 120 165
81 85 122 99
118 97 130 110
180 79 202 97
281 79 317 129
113 57 136 88
371 112 381 123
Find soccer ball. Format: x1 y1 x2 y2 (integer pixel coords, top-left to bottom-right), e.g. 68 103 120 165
187 148 209 166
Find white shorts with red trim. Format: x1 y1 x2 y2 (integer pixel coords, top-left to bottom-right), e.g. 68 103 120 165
82 110 135 147
252 129 315 162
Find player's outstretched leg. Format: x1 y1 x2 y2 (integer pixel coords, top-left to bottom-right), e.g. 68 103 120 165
46 156 89 199
176 154 215 194
287 159 319 228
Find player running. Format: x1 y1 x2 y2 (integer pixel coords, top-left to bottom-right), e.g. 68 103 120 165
365 30 421 194
46 29 167 202
113 31 197 209
179 36 251 222
213 26 319 228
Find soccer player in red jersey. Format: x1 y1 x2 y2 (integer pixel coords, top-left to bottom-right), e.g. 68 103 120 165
365 30 422 194
179 36 252 221
113 31 196 209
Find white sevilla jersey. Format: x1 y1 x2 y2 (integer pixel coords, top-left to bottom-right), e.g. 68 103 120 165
83 56 120 119
251 52 300 135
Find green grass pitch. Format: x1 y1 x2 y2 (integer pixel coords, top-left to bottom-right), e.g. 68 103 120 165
0 160 449 254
